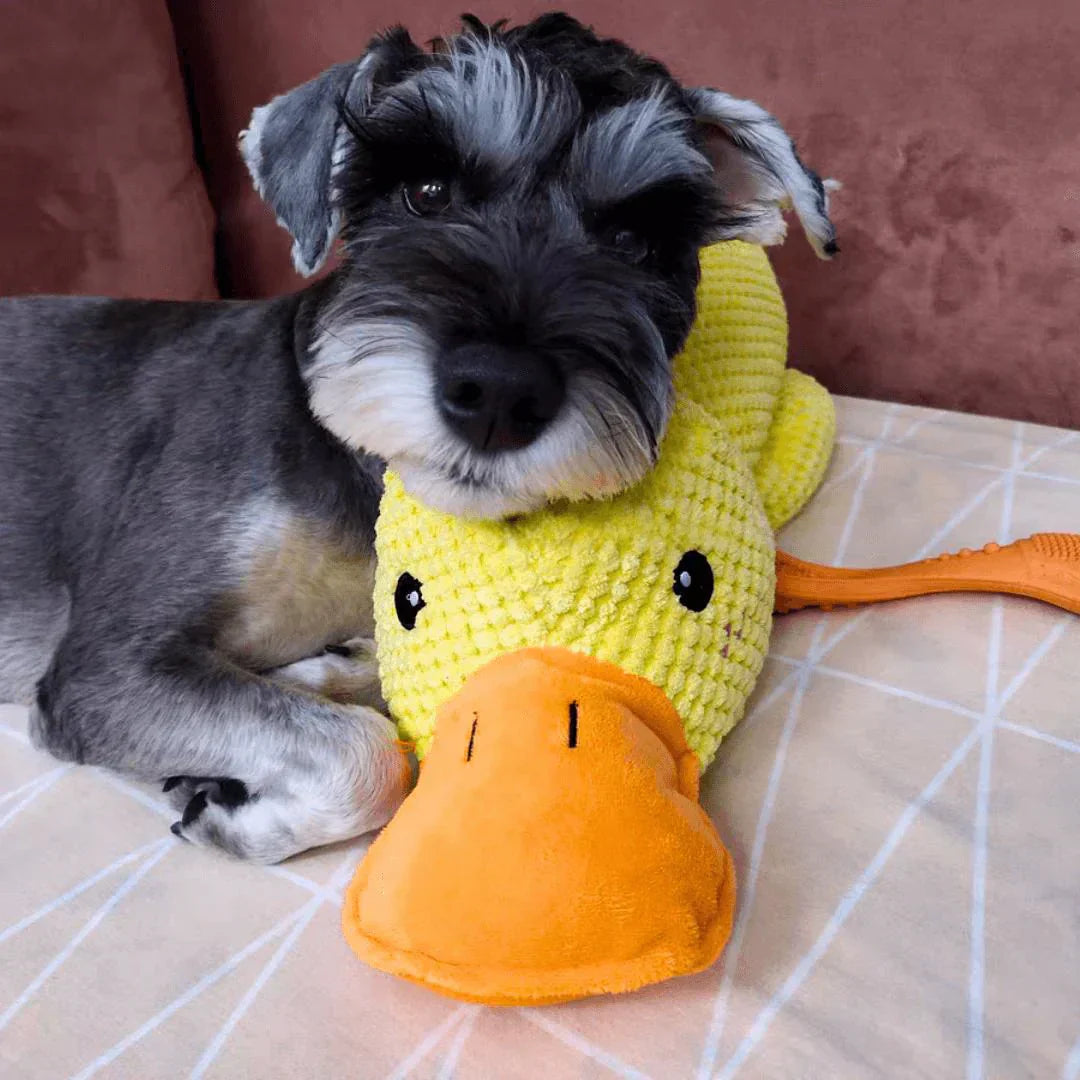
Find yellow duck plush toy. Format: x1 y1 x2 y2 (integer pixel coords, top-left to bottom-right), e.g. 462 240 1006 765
342 240 836 1005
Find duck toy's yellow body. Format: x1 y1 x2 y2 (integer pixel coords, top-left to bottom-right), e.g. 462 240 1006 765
342 240 837 1005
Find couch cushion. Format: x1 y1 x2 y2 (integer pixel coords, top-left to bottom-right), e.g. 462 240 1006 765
169 0 1079 425
0 1 217 299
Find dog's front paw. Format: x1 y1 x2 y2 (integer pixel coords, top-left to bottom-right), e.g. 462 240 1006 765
165 704 409 862
168 787 296 863
164 704 408 864
166 778 373 864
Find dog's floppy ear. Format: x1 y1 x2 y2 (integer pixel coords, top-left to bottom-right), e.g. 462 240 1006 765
240 29 424 276
686 87 838 259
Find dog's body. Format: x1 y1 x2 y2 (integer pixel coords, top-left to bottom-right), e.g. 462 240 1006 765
0 14 834 862
0 287 404 859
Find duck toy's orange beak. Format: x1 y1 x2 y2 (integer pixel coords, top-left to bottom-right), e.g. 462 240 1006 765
342 647 736 1006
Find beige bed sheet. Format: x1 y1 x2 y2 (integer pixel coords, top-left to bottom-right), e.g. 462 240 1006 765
1 396 1077 1080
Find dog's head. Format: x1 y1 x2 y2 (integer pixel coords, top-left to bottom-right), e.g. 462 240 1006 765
242 13 836 517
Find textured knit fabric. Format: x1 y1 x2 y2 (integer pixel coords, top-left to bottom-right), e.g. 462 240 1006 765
375 394 774 766
673 241 789 470
374 241 834 767
676 241 836 529
755 368 837 529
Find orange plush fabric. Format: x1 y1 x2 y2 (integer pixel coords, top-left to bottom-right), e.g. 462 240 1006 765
342 647 736 1006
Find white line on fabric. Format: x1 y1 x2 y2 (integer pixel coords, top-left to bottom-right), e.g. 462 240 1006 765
697 407 897 1079
815 446 872 497
0 721 31 745
69 907 307 1080
520 1009 656 1080
967 598 1004 1080
0 836 166 949
384 1006 474 1080
0 768 67 810
997 618 1071 705
188 854 357 1079
715 565 1063 1078
0 766 71 831
834 424 1077 480
0 839 173 1033
996 720 1080 755
967 424 1022 1080
832 408 893 565
435 1006 482 1080
715 724 982 1079
1063 1030 1080 1080
1019 470 1080 488
695 669 811 1080
769 656 984 721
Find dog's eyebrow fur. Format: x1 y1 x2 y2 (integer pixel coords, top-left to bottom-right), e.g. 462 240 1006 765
411 36 582 173
344 87 461 188
569 93 712 207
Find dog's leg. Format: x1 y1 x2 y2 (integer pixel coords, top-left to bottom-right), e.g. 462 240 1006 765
31 637 410 863
266 638 385 709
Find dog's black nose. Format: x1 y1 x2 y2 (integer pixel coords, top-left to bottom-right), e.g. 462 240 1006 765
435 344 565 452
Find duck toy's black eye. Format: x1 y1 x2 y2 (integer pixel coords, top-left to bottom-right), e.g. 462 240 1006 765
394 572 426 630
673 550 714 612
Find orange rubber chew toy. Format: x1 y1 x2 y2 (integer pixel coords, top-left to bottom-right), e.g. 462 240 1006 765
774 533 1080 615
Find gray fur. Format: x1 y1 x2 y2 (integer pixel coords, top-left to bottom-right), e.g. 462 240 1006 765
244 27 837 277
417 37 581 171
687 86 839 256
240 56 379 275
0 14 836 863
0 291 408 861
570 92 712 205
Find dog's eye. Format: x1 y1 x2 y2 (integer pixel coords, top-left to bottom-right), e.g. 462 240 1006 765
394 572 426 630
402 179 451 216
673 550 714 612
608 228 649 264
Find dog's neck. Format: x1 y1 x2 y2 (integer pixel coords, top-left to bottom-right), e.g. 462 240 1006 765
290 272 349 372
256 275 387 548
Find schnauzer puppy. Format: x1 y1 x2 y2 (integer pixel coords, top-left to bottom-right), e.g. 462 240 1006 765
0 13 835 862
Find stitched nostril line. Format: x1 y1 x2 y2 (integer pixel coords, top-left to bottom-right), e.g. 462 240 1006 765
568 702 578 749
466 714 478 761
